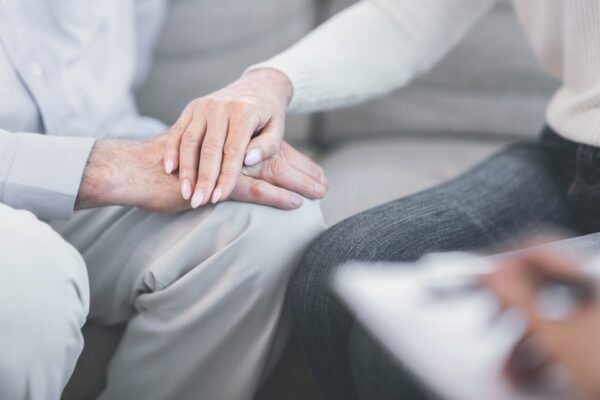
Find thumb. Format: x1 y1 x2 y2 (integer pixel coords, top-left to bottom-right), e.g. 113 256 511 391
244 119 284 167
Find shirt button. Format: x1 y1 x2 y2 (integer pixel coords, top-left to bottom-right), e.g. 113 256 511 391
29 62 44 78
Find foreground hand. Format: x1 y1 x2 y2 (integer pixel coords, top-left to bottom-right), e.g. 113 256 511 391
163 68 293 209
77 134 327 213
481 251 600 399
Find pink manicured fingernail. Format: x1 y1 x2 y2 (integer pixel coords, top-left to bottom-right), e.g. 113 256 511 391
181 179 192 200
164 159 174 174
244 149 262 166
211 188 222 204
291 194 303 208
191 191 204 209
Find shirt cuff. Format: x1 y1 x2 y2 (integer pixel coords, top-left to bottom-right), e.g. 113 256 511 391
0 132 96 220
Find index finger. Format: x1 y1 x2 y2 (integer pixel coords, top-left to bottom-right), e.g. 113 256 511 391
484 258 540 312
520 250 586 282
230 175 304 210
193 108 228 206
164 103 194 173
280 142 327 187
241 156 327 200
213 112 258 202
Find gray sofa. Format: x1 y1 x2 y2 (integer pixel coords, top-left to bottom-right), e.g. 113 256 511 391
138 0 559 227
63 0 560 398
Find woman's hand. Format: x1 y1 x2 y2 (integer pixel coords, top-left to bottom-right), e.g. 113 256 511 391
481 250 600 399
163 68 293 209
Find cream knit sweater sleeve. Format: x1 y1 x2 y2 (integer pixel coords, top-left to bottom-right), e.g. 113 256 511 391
248 0 497 113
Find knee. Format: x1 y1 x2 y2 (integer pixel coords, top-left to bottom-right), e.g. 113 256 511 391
287 204 413 325
228 199 326 292
300 204 393 270
0 206 88 398
0 206 89 311
139 200 325 306
289 211 374 297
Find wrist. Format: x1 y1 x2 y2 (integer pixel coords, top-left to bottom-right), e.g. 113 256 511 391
244 68 294 106
76 139 139 209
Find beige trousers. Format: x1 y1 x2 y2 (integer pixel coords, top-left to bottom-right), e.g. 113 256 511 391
0 200 325 400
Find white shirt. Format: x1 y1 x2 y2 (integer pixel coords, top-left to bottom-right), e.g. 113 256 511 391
0 0 166 220
253 0 600 147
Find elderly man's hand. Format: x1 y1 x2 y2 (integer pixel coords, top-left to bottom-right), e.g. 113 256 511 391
481 250 600 399
163 69 293 209
76 133 327 213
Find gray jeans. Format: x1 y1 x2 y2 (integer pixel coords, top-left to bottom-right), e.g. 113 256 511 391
288 127 600 400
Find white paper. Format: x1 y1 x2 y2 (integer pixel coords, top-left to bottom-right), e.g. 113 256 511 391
334 260 571 400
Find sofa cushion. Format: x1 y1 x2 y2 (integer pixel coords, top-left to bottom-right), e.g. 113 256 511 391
136 0 319 141
319 0 560 144
320 137 506 225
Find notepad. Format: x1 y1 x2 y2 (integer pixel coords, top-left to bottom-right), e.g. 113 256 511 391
334 257 571 400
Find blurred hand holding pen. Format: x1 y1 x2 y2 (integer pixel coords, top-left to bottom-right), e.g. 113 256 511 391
334 236 600 400
414 243 600 398
478 249 600 400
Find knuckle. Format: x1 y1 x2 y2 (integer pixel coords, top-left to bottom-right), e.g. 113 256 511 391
189 98 205 111
279 141 291 156
201 99 220 115
219 171 236 186
196 168 217 184
200 140 222 157
199 97 214 108
209 100 228 115
164 137 177 151
266 158 285 177
195 174 212 187
181 130 199 144
222 99 237 111
230 103 258 126
179 158 195 170
235 100 256 114
240 111 260 128
219 168 234 178
179 167 195 179
223 143 243 157
249 180 265 198
170 122 184 135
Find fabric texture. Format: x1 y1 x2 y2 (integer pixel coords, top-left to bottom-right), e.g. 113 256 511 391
0 199 325 400
56 199 324 400
249 0 496 113
0 0 167 219
288 127 600 400
0 203 89 400
317 0 558 144
319 137 501 225
251 0 600 147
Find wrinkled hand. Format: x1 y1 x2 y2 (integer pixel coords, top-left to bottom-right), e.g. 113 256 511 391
233 140 328 209
480 250 600 399
163 68 293 209
78 133 327 213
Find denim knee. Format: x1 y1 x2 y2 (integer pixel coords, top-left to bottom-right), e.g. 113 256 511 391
287 212 373 328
